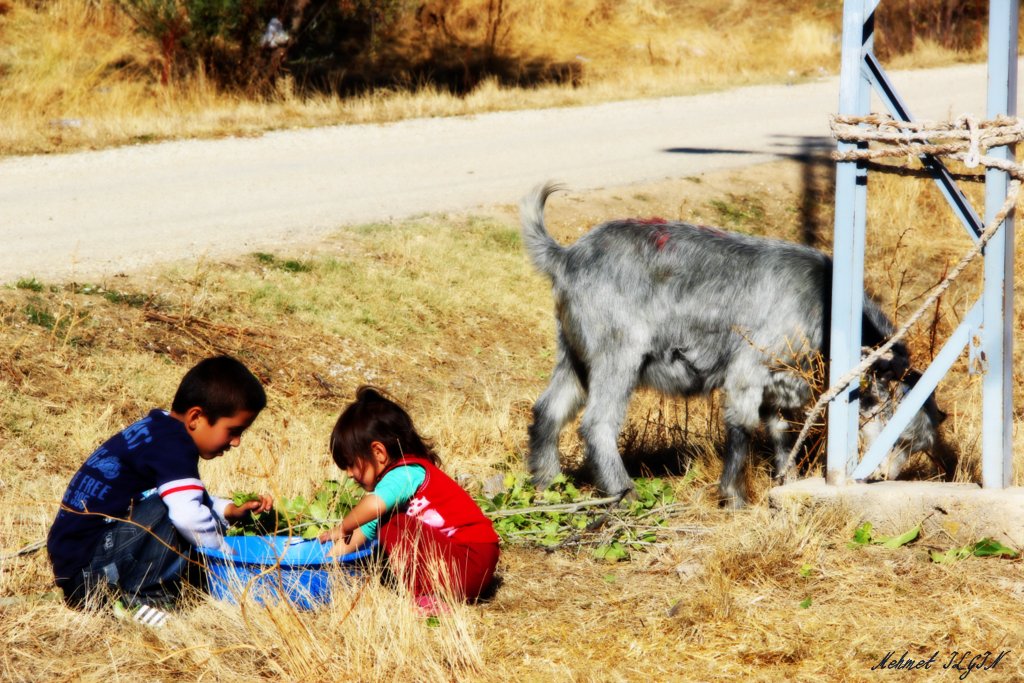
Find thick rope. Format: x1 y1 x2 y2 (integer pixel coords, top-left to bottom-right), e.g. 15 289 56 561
784 113 1024 469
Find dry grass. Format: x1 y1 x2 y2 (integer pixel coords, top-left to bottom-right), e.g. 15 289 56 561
2 160 1024 680
0 0 990 156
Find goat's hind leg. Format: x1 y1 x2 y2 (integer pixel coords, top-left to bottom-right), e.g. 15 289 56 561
528 346 585 489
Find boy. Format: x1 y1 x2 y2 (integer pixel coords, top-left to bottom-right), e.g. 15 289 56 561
47 355 273 614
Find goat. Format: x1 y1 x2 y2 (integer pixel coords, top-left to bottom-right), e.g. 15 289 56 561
520 182 947 507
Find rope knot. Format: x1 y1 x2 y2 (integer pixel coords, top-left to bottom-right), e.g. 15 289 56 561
957 114 982 168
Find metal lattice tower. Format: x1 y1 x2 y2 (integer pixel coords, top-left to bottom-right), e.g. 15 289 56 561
827 0 1019 487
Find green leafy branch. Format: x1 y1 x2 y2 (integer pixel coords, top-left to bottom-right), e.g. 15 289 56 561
228 479 363 539
476 473 678 562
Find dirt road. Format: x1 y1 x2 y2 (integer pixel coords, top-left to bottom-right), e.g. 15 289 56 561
0 62 1010 283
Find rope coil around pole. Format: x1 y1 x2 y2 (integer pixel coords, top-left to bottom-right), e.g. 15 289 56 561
784 113 1024 469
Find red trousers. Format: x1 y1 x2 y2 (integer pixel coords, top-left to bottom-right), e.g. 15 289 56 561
377 515 499 601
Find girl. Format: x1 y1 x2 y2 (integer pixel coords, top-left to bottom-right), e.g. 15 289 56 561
318 387 499 610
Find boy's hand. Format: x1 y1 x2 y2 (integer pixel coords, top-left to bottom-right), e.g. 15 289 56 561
224 493 273 521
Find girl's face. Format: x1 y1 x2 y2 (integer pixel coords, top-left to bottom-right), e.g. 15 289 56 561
346 440 390 491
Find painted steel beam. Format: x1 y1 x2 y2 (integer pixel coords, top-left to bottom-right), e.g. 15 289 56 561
828 0 874 485
981 0 1018 489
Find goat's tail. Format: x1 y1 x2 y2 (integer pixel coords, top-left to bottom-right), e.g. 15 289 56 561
519 181 567 280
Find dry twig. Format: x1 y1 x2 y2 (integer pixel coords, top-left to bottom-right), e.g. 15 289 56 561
0 539 44 561
144 310 274 348
543 489 631 553
485 493 629 517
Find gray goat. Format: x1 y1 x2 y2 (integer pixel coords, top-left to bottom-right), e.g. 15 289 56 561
521 182 946 507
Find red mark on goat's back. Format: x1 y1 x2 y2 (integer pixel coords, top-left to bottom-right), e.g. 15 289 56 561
617 217 675 251
652 227 671 251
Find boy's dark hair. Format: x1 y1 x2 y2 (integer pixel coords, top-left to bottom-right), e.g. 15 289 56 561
330 386 439 470
171 355 266 423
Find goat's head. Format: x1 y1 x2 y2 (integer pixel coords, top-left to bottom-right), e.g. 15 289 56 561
858 347 951 481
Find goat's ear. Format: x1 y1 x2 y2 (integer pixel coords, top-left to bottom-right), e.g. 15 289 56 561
922 388 949 424
862 346 909 382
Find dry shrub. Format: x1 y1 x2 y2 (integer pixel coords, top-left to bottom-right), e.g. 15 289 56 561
875 0 989 61
0 0 996 155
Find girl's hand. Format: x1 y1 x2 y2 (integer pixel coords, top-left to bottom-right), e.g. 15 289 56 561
318 499 379 551
325 526 368 559
318 524 350 544
224 493 273 522
326 538 360 559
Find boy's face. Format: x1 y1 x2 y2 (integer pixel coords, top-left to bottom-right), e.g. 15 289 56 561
188 409 258 460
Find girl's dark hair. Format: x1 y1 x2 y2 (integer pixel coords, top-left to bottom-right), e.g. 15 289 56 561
171 355 267 423
330 386 439 470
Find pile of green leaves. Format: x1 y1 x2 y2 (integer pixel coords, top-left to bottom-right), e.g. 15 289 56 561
230 472 678 562
475 473 676 562
229 478 363 539
477 474 589 546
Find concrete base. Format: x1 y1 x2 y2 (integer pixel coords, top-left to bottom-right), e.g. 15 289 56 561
767 477 1024 547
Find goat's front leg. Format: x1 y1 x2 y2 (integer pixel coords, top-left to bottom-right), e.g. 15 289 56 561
528 342 586 489
720 386 762 508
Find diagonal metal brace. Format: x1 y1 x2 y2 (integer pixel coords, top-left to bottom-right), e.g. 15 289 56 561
862 52 985 242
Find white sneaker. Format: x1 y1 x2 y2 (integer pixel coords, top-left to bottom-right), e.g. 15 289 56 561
114 600 170 627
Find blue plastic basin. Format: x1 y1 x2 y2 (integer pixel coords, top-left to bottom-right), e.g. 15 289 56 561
199 535 375 610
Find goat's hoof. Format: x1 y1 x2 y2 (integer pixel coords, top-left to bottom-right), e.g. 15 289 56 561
529 470 559 491
599 479 636 502
719 495 747 510
612 486 637 503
